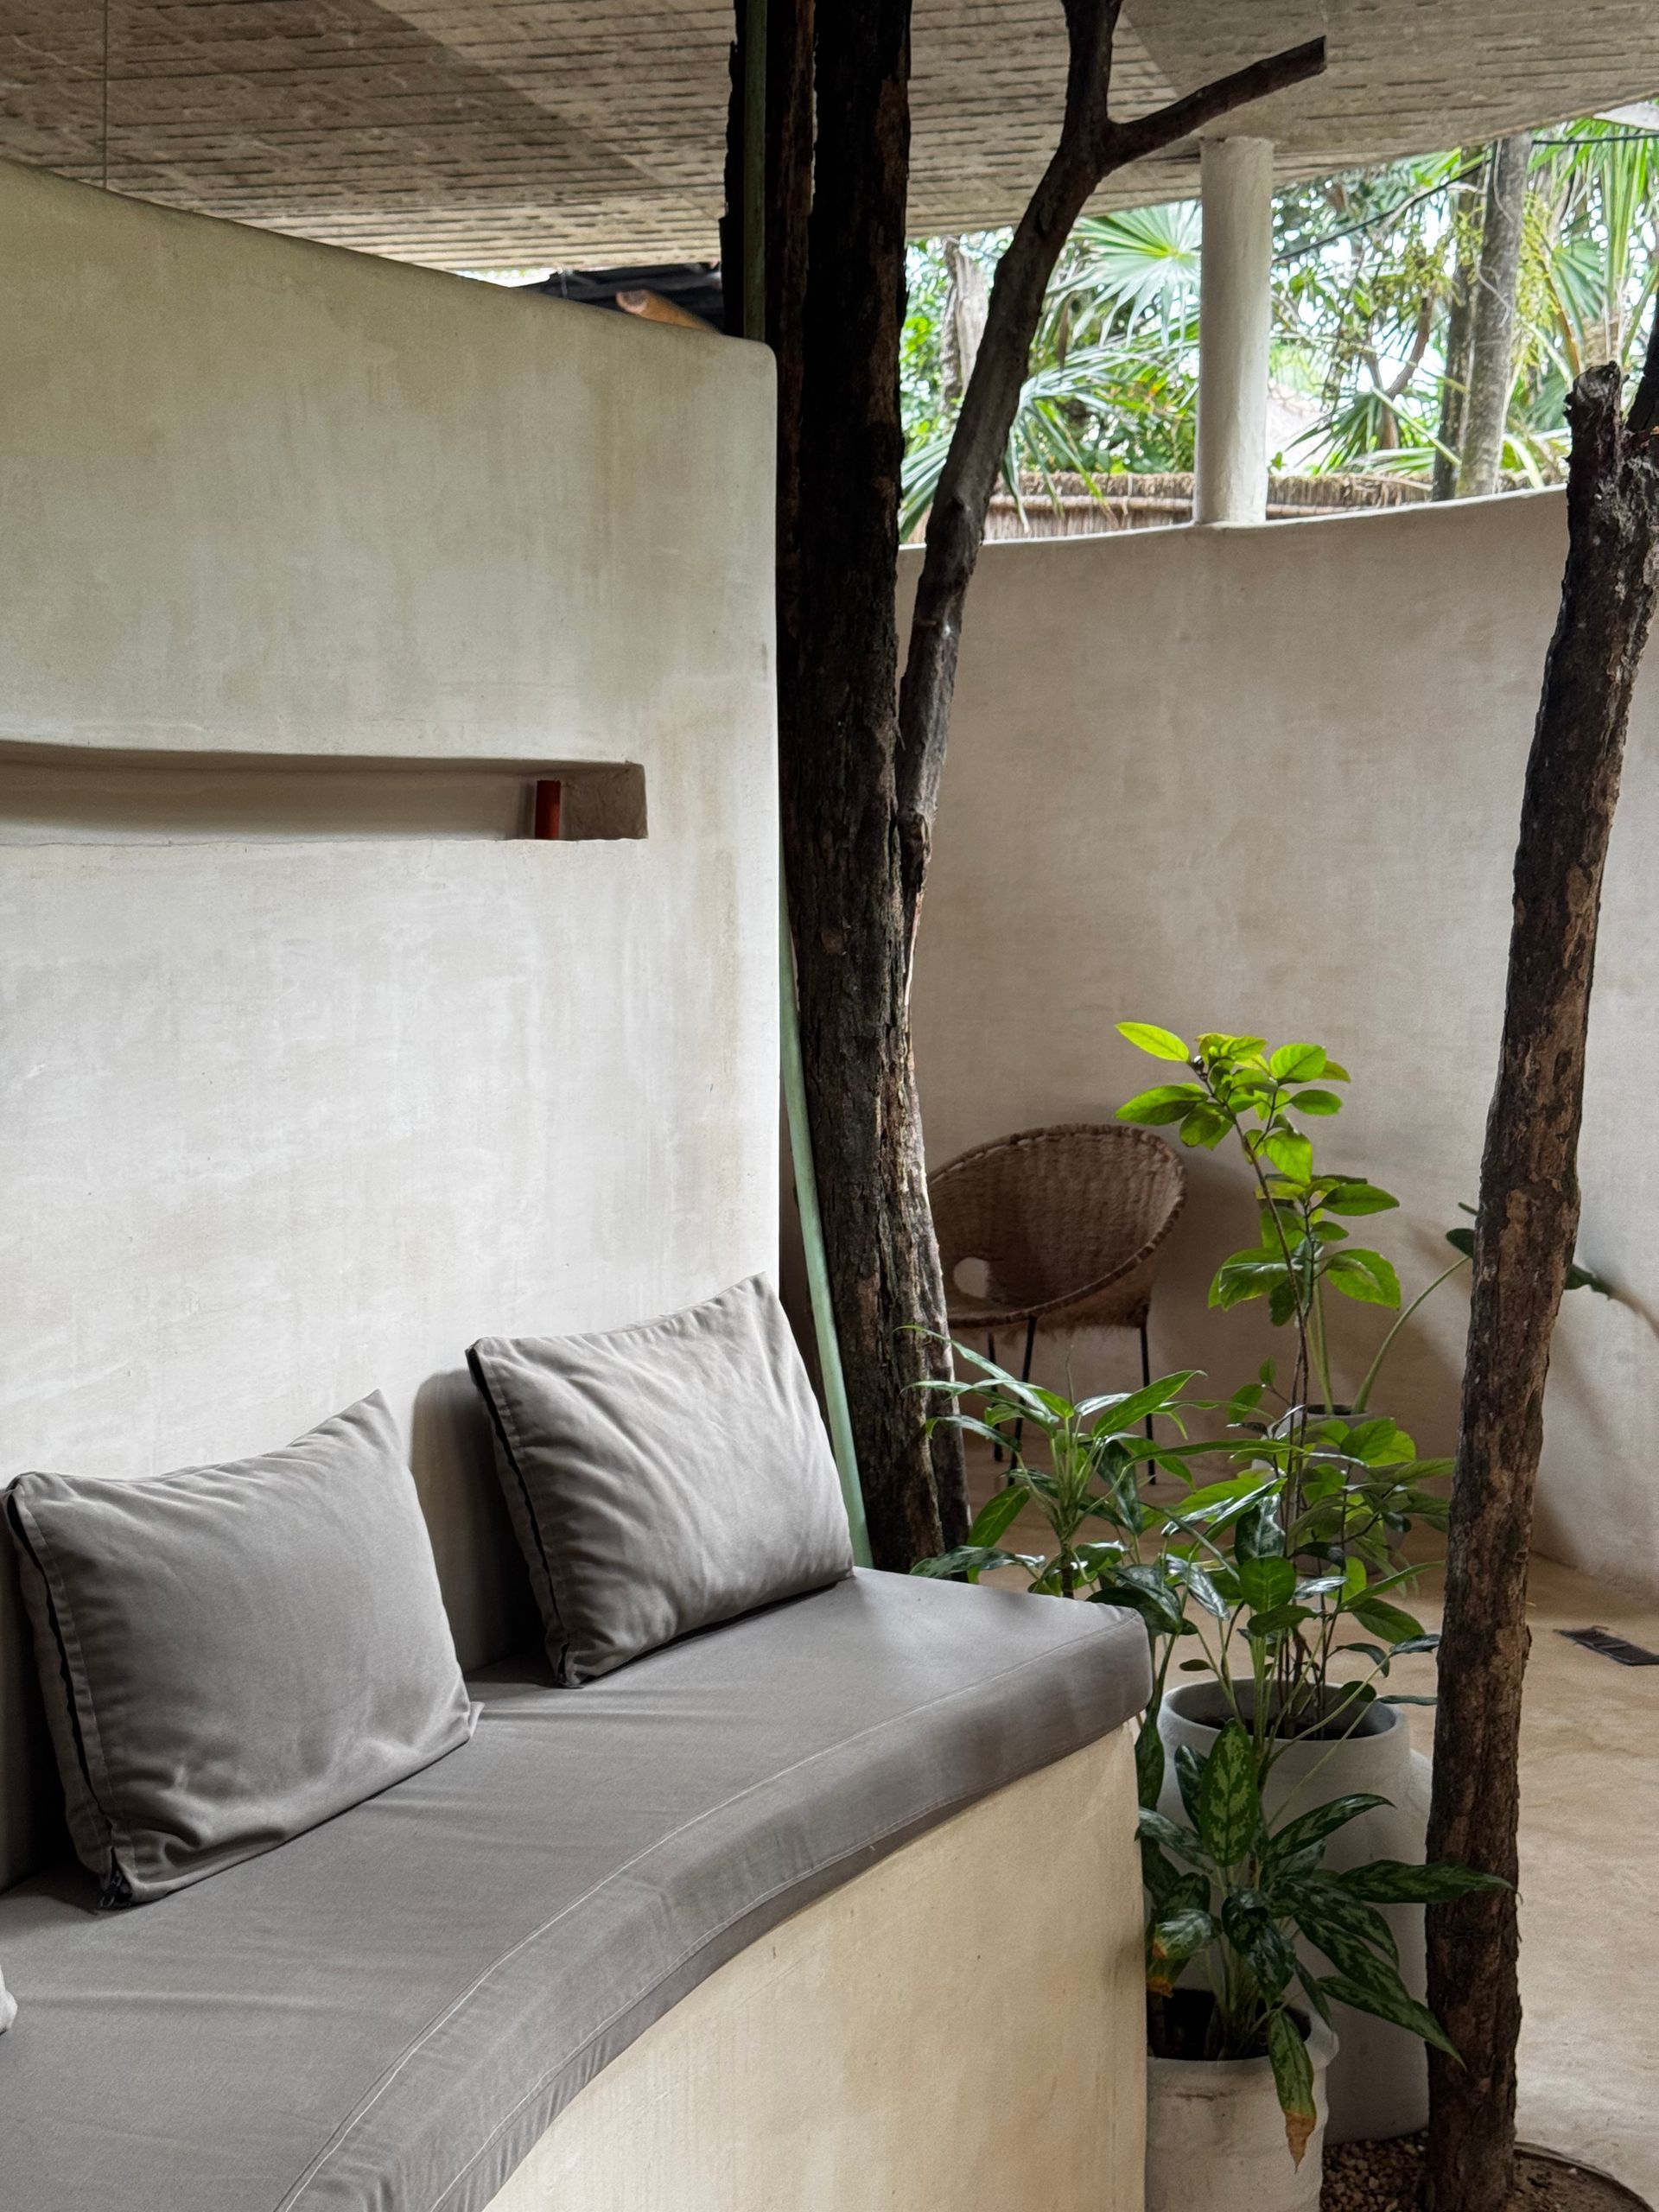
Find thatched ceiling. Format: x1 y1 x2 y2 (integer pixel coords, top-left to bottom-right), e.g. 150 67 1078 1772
1 2 1654 269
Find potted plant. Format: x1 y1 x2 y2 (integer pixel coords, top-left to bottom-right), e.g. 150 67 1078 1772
1112 1021 1604 2140
1141 1716 1498 2211
908 1339 1501 2204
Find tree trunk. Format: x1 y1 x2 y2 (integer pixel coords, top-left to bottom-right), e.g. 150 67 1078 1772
760 0 1324 1567
1433 147 1483 501
1425 353 1659 2212
941 238 988 405
1457 132 1532 498
780 0 969 1568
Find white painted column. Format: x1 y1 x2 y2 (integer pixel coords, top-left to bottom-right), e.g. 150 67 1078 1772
1194 137 1274 525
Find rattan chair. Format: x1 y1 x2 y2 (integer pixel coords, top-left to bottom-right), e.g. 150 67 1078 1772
928 1123 1188 1418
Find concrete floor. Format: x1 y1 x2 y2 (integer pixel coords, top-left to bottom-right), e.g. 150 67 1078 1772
963 1450 1659 2202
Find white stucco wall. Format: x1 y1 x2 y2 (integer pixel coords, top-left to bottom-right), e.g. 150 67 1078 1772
908 494 1659 1604
0 161 778 1885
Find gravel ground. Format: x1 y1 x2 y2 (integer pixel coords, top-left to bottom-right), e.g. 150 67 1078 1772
1322 2136 1650 2212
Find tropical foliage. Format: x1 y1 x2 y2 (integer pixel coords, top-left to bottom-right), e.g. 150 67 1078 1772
901 114 1659 521
1142 1723 1500 2162
906 1020 1533 2159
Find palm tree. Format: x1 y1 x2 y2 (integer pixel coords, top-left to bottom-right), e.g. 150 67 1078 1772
900 115 1659 514
900 206 1200 536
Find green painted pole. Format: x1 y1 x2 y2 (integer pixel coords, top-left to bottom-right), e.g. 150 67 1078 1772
741 0 871 1565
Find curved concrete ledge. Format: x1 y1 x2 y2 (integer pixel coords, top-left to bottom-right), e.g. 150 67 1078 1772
489 1730 1145 2212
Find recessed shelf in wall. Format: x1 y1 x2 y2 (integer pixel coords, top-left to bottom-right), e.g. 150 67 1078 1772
0 742 646 846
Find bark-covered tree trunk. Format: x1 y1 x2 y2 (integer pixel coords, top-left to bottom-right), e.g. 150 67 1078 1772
1458 131 1532 498
740 0 1322 1567
1426 352 1659 2212
779 0 970 1567
1432 147 1483 502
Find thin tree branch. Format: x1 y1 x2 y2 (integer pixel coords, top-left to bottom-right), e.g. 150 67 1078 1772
1108 37 1326 168
894 12 1325 943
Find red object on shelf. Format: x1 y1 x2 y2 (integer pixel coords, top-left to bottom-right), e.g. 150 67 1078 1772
533 779 563 840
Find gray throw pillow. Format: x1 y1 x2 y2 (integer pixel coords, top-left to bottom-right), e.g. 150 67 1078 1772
0 1963 14 2032
467 1275 853 1684
4 1394 478 1906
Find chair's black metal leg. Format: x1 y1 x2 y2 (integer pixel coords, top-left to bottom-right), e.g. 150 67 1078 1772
988 1333 1002 1465
1013 1315 1036 1460
1140 1318 1154 1444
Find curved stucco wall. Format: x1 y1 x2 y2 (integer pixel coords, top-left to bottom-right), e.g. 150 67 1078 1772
907 493 1659 1603
0 160 778 1885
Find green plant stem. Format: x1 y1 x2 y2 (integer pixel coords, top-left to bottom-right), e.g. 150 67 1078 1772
1351 1255 1470 1413
1309 1265 1337 1410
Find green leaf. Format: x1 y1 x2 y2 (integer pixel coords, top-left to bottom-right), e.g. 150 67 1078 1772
1138 1808 1210 1866
1172 1557 1228 1619
1087 1370 1200 1436
1445 1225 1476 1259
1295 1961 1334 2030
1117 1084 1205 1126
1197 1721 1262 1866
1147 1906 1216 1996
1235 1495 1285 1561
1237 1555 1297 1612
908 1544 1028 1583
1349 1597 1427 1646
1292 1088 1344 1116
1144 1848 1211 1919
1135 1719 1166 1809
966 1483 1030 1548
1226 1382 1266 1423
1319 1960 1461 2059
1210 1256 1287 1311
1262 1131 1314 1184
1094 1565 1186 1637
1243 1601 1313 1638
1174 1743 1205 1828
1337 1859 1509 1904
1266 2010 1318 2165
1222 1889 1297 1997
1278 1874 1400 1968
1118 1021 1191 1062
1324 1181 1400 1217
1179 1104 1233 1149
1265 1794 1391 1866
1268 1043 1327 1083
1325 1249 1402 1307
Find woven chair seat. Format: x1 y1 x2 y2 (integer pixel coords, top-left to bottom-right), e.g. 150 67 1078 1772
928 1123 1187 1337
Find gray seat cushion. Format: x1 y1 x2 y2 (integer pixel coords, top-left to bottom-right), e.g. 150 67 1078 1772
4 1395 478 1904
0 1570 1150 2212
467 1276 853 1684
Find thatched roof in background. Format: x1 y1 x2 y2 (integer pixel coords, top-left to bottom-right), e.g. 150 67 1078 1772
1 2 1655 268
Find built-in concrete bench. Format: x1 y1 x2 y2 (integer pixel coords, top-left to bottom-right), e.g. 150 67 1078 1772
0 1571 1148 2212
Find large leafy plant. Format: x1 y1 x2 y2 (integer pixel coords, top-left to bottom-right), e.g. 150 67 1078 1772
910 1343 1260 1802
1113 1025 1453 1734
1142 1719 1502 2162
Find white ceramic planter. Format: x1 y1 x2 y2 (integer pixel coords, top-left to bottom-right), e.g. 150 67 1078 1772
1147 2013 1337 2212
1157 1681 1433 2144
